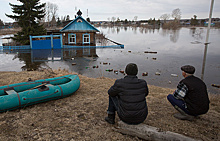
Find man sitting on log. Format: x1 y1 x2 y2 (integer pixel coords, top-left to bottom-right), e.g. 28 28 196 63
105 63 149 124
167 65 210 121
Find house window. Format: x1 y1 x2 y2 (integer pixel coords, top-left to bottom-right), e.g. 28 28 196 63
83 34 90 44
69 34 76 44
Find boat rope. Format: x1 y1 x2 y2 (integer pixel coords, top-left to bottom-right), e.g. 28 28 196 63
16 93 21 108
58 85 63 97
0 77 68 91
24 90 59 100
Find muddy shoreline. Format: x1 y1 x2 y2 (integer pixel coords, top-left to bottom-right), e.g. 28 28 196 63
0 70 219 140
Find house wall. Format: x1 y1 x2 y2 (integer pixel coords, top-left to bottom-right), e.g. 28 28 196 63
63 32 96 45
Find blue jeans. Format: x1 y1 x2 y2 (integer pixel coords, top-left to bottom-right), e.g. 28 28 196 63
167 94 191 115
107 96 118 115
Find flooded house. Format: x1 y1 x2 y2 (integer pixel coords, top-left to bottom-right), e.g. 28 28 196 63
1 36 13 46
28 10 100 50
2 10 122 51
60 10 100 46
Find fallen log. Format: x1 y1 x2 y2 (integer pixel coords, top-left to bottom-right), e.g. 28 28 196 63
113 121 201 141
144 51 157 54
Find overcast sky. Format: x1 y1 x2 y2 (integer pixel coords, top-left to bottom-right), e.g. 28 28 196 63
1 0 220 22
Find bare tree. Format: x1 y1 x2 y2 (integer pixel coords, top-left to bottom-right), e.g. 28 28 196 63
191 15 198 26
111 17 116 23
134 16 138 21
45 2 58 27
50 15 57 27
160 14 170 23
172 8 181 21
0 19 4 26
66 15 70 21
50 3 58 19
116 17 120 22
45 2 51 26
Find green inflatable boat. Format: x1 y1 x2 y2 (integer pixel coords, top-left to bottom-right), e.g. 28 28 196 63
0 74 80 113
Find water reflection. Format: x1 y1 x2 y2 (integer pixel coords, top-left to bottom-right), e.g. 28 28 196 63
139 27 160 34
170 30 180 43
160 29 180 43
105 26 181 43
116 27 120 34
33 48 98 62
1 48 98 71
132 27 138 34
0 49 44 71
111 28 116 34
189 28 204 40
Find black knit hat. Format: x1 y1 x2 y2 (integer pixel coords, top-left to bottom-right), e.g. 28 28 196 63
125 63 138 75
181 65 195 74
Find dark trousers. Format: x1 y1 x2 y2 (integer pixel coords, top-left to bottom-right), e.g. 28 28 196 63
167 94 191 115
107 95 144 125
107 96 118 115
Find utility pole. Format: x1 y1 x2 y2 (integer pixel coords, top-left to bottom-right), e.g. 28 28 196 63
201 0 214 80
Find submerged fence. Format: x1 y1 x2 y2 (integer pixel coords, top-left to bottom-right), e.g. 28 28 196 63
0 44 124 50
63 44 124 49
0 45 31 50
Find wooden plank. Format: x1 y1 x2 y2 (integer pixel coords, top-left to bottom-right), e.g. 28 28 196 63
113 121 201 141
5 90 17 95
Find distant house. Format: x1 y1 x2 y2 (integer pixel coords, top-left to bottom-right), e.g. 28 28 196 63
60 10 99 46
2 36 14 46
204 22 215 26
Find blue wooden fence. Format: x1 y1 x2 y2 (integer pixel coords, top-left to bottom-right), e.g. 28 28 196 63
30 35 63 49
1 34 124 50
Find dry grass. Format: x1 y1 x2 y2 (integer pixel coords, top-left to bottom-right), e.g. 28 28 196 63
0 70 219 141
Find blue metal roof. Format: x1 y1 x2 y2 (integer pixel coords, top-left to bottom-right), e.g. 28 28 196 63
60 16 99 32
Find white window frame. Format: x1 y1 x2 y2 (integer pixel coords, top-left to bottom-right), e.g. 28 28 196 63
69 34 76 44
83 34 90 44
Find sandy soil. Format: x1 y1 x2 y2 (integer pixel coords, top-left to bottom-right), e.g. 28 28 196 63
0 69 219 141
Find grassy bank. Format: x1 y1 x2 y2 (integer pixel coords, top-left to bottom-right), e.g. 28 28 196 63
0 70 219 140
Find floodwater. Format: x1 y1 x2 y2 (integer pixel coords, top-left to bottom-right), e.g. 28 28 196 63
0 27 220 94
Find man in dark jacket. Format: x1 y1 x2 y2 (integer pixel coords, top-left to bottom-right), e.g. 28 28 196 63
167 65 210 121
105 63 149 124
